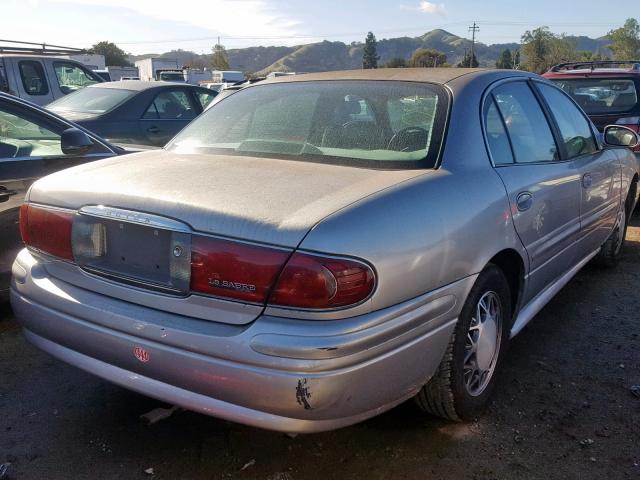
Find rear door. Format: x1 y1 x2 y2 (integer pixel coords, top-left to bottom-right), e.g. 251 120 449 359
484 80 583 304
0 97 116 293
140 89 199 146
534 81 621 254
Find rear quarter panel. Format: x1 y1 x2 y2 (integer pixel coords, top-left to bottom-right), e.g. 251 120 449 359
296 75 529 314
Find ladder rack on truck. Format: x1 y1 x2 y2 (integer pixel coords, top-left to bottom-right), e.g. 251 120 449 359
0 39 86 56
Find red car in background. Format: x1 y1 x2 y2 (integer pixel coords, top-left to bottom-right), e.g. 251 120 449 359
543 61 640 154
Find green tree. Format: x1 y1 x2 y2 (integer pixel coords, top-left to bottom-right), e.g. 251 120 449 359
90 41 131 66
496 49 514 69
520 27 578 73
520 27 554 73
363 32 380 69
457 51 479 68
384 57 407 68
607 18 640 60
211 43 230 70
513 50 520 68
410 48 447 68
576 50 609 62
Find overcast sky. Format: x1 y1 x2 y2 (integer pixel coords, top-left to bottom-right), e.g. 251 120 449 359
1 0 631 54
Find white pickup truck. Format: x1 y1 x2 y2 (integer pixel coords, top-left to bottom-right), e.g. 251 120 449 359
0 55 104 106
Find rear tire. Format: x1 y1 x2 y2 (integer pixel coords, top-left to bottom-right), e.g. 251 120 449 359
596 200 629 268
415 264 512 421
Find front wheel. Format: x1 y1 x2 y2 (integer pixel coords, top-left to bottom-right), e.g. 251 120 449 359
415 264 512 421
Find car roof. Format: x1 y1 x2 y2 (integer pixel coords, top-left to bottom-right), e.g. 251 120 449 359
86 80 199 91
264 68 490 85
544 70 640 78
543 61 640 79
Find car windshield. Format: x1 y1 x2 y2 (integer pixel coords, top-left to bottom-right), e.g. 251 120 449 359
167 80 447 168
550 78 638 115
48 87 135 114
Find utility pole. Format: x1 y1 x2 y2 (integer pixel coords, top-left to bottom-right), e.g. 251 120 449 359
468 22 479 67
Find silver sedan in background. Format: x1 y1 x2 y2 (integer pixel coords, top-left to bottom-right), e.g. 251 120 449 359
10 68 639 433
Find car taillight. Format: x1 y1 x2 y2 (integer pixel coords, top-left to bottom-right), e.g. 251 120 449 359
268 253 375 309
190 236 375 309
19 204 75 260
190 235 290 303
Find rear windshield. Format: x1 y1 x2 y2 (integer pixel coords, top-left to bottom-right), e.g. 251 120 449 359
550 78 639 115
48 87 135 114
167 80 448 168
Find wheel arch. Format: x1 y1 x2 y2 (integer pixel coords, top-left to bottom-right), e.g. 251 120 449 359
487 249 525 320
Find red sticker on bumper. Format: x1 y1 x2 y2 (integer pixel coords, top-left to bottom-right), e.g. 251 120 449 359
133 346 150 363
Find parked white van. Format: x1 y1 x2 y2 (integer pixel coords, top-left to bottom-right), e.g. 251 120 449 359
0 55 103 105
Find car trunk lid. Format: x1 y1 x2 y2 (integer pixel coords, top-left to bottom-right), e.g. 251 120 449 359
27 150 427 323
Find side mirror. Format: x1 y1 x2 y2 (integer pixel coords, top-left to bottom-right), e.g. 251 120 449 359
603 125 639 148
61 128 94 156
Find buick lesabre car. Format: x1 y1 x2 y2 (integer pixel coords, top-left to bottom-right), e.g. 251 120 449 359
10 69 640 433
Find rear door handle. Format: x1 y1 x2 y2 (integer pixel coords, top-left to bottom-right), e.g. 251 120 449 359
582 173 593 188
516 192 533 212
147 126 161 134
0 186 18 203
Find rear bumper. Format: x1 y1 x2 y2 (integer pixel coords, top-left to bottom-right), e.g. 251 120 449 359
11 249 474 433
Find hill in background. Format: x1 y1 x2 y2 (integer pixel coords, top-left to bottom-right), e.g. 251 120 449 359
128 29 612 75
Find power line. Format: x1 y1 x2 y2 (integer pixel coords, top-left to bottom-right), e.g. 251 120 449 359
112 19 617 48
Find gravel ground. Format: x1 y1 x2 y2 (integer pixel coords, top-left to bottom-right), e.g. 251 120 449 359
1 219 639 480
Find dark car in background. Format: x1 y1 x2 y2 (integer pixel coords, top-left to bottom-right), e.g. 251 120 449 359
47 81 218 147
0 92 125 299
543 61 640 153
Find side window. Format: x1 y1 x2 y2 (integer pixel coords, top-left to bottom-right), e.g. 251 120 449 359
195 90 217 109
536 83 597 159
19 61 49 96
143 90 197 120
53 62 100 94
483 98 514 165
0 105 62 158
493 82 559 164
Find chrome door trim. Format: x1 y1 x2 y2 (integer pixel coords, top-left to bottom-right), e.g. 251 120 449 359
510 248 599 337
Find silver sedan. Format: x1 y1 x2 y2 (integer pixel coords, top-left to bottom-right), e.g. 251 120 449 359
10 68 640 433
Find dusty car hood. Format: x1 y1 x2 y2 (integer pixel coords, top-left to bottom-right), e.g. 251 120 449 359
28 150 428 247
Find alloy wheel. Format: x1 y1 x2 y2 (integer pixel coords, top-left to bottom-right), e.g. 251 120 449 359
463 291 503 397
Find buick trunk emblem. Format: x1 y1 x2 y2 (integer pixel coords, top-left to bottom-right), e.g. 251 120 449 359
173 245 183 258
133 346 150 363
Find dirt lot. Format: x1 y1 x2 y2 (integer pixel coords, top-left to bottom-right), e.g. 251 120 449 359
1 220 639 480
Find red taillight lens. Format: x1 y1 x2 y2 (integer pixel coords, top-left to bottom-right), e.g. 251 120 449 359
268 253 375 309
19 204 75 260
190 235 290 303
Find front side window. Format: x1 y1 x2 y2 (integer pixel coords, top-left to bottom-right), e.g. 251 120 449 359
167 81 448 168
550 78 638 115
53 62 100 95
493 82 559 164
0 105 62 158
19 61 49 96
537 82 597 159
143 90 197 120
195 90 217 109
